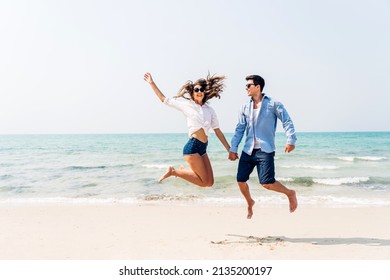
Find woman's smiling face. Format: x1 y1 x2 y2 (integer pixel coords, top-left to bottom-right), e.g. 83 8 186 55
193 85 205 104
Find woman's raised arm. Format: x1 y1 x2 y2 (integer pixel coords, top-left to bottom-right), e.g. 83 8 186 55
144 72 166 103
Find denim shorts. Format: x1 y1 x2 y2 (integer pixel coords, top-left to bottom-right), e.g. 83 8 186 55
183 137 208 156
237 149 276 184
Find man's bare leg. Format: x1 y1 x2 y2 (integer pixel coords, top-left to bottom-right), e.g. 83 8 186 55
262 181 298 212
238 182 256 219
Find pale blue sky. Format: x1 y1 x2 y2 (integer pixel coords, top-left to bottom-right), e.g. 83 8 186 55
1 0 389 134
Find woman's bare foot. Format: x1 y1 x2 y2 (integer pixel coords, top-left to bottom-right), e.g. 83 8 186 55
287 190 298 212
159 166 175 182
247 199 255 219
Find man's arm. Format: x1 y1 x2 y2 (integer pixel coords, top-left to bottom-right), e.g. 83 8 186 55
275 102 297 150
230 104 247 154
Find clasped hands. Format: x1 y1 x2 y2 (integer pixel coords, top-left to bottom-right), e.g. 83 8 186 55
228 152 239 161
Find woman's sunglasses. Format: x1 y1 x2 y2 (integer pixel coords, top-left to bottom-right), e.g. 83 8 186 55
194 87 205 93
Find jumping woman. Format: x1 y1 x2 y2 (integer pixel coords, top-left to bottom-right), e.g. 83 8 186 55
144 72 230 187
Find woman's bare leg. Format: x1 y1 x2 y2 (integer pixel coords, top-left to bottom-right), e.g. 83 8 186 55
159 166 175 182
159 154 214 187
200 153 214 186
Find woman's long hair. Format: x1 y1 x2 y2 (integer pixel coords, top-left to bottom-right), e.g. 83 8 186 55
176 73 226 105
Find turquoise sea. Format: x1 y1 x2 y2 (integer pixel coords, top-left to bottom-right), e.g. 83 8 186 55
0 132 389 207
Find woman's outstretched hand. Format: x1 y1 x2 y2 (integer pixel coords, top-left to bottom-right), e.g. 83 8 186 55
143 72 166 102
144 72 154 84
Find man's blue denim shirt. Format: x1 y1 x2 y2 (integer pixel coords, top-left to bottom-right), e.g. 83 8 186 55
230 95 297 155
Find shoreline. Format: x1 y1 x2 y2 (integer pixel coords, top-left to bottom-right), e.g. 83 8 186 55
1 204 389 260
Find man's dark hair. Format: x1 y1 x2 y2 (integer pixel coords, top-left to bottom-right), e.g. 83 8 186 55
246 75 265 92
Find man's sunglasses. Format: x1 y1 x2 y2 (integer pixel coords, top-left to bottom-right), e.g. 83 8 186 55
194 87 205 93
246 83 257 89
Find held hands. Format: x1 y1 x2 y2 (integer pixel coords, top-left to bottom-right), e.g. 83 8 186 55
284 144 295 153
143 72 154 84
228 151 239 161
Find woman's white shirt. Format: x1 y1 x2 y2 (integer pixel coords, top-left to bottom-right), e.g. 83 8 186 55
164 97 219 137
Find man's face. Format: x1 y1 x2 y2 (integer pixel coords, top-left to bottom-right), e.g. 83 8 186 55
245 79 260 97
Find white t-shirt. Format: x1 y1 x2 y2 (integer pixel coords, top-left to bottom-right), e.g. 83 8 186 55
164 97 220 137
253 105 261 149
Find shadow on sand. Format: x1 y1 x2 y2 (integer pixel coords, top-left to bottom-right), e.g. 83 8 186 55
211 234 390 246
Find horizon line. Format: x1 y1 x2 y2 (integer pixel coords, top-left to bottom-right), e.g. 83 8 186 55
1 130 389 136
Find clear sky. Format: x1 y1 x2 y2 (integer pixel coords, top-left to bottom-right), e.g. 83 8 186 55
1 0 389 134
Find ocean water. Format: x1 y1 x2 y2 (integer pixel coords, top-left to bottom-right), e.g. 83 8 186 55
0 132 389 207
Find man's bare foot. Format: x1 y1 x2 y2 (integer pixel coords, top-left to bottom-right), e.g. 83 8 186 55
247 199 255 219
159 166 175 182
288 190 298 212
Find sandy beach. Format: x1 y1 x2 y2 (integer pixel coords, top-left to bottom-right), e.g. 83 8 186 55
0 204 389 260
